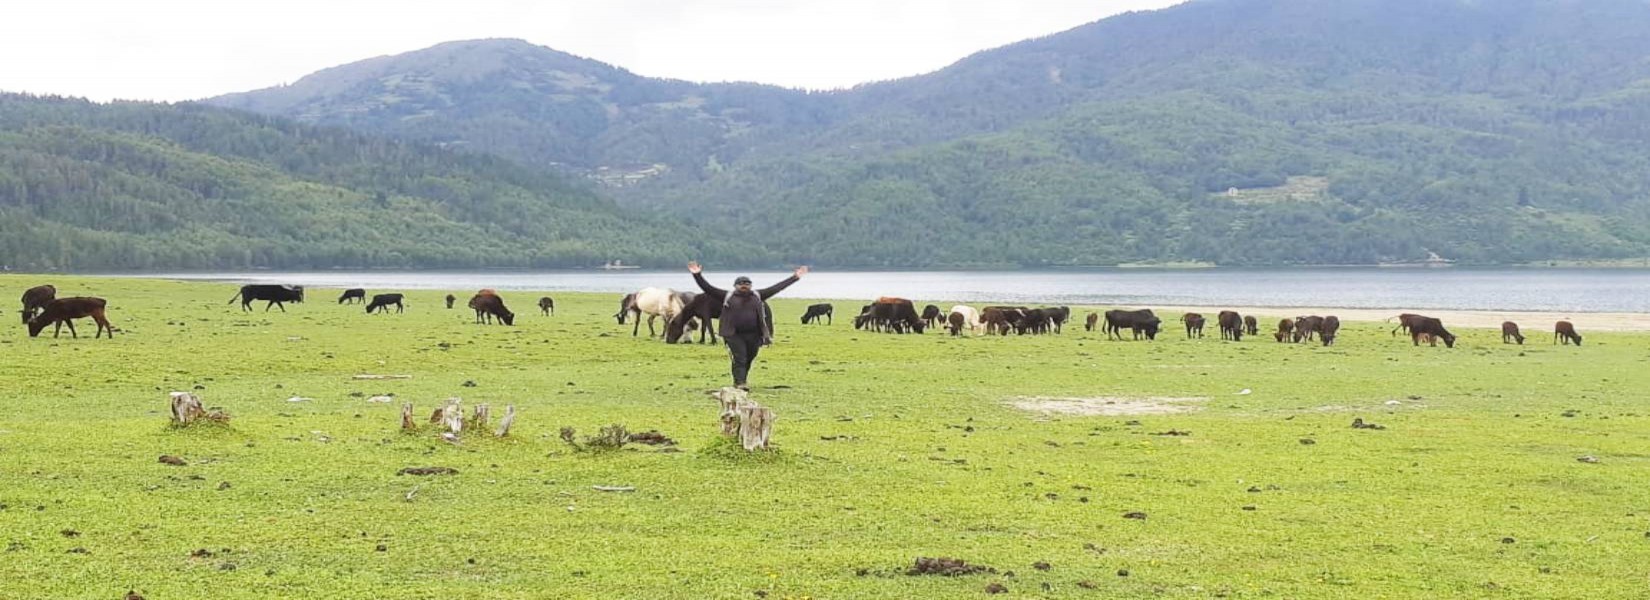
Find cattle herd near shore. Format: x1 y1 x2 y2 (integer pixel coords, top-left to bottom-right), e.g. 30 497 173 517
14 283 1588 347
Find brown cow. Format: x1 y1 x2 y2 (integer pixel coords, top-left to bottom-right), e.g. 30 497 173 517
1085 312 1099 332
1181 313 1205 338
1274 318 1294 342
1501 321 1525 345
1554 321 1582 345
1320 315 1341 346
27 297 115 339
1243 315 1259 336
21 284 56 324
1293 316 1324 342
1389 313 1425 337
1410 317 1455 348
468 291 513 325
1218 310 1243 341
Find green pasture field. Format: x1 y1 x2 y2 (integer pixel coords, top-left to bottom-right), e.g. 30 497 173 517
1 275 1647 599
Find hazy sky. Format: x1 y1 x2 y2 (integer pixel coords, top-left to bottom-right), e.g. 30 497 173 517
3 1 1182 102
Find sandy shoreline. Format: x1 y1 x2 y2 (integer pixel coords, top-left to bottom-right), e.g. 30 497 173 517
1151 305 1650 332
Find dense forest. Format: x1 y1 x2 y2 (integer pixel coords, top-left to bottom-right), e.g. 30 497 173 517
30 0 1650 268
0 94 765 270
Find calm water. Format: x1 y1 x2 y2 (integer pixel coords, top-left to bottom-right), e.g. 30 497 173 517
130 269 1650 313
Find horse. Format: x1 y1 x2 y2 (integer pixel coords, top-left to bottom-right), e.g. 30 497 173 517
630 288 686 339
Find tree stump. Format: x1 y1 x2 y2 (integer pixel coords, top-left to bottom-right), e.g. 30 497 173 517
737 405 774 451
441 398 464 434
400 403 416 431
470 404 491 430
715 387 750 437
495 405 516 437
169 392 204 425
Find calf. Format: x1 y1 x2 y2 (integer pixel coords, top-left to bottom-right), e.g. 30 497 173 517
1218 310 1243 341
365 293 404 314
28 297 115 339
1410 317 1455 348
338 288 366 304
1182 312 1205 338
229 284 304 312
1501 321 1525 345
801 303 833 325
1554 321 1582 346
1243 315 1259 336
445 294 456 309
1085 312 1099 332
469 291 514 325
538 296 555 316
20 284 55 324
1274 318 1294 343
1320 315 1341 346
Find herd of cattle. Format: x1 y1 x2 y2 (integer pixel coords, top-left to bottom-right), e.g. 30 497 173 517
14 283 1588 347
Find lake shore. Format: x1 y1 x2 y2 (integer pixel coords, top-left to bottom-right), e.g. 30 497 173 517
1153 305 1649 332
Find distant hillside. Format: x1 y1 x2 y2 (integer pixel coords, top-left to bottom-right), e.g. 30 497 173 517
0 93 766 270
191 0 1650 265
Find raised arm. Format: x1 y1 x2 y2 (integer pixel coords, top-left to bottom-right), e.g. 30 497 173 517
688 262 727 300
758 266 809 300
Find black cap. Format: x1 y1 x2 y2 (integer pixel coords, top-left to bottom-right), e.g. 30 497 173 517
734 276 753 285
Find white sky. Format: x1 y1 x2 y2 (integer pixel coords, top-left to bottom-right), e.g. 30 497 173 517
1 1 1182 102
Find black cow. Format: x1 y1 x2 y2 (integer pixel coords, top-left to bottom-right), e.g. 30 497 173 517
338 288 365 304
1320 315 1341 346
1104 309 1158 341
20 284 55 324
1182 312 1206 338
921 304 943 329
1218 311 1243 341
1410 317 1455 347
229 285 304 312
1045 306 1071 334
538 296 555 316
871 298 925 334
1243 315 1259 336
802 303 833 325
445 294 456 309
365 293 404 314
1015 308 1049 335
1293 316 1324 343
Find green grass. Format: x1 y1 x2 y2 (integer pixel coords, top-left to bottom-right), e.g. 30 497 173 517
2 275 1648 599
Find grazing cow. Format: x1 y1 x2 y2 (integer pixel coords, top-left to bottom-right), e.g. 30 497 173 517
1410 317 1455 348
338 288 366 304
1292 316 1324 343
538 296 555 316
1274 318 1294 342
667 292 723 345
1320 315 1341 346
853 304 874 330
1219 311 1245 341
1103 309 1158 341
1501 321 1525 345
467 291 514 326
1388 313 1426 337
1015 308 1050 335
1243 315 1259 336
947 311 966 336
27 297 115 339
870 297 926 334
948 305 982 335
981 307 1026 336
1045 306 1071 334
801 303 833 325
1085 312 1099 332
614 293 637 324
921 304 943 329
365 293 404 314
229 285 304 312
20 284 55 324
445 294 456 309
1181 312 1205 338
629 288 686 338
1554 321 1582 346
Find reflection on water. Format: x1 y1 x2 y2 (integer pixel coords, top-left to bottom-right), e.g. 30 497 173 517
133 268 1650 313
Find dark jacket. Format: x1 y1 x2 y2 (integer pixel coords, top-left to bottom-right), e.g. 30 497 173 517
693 273 797 344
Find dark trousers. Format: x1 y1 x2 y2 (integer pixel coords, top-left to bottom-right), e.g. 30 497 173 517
724 332 763 386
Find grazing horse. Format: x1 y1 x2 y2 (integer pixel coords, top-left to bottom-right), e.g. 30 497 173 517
666 292 722 344
365 293 404 314
614 293 637 324
27 297 115 339
1501 321 1525 345
629 287 686 338
20 284 55 324
538 296 555 316
338 288 366 304
1181 312 1205 338
1274 318 1294 342
1554 321 1582 345
445 294 456 309
1243 315 1259 336
1218 311 1243 341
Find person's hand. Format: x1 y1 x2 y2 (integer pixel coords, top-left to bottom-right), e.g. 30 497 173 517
687 261 702 274
794 265 810 278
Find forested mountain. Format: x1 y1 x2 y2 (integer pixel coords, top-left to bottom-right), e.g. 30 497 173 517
150 0 1650 265
0 94 765 270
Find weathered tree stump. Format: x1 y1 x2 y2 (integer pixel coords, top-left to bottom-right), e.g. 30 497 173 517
715 387 750 437
495 405 516 437
400 403 417 431
470 404 490 430
737 404 774 451
170 391 204 425
441 398 463 434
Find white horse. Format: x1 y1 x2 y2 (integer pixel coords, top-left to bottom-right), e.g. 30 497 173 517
948 305 983 335
630 287 686 338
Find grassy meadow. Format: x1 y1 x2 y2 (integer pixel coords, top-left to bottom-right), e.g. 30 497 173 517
1 275 1648 599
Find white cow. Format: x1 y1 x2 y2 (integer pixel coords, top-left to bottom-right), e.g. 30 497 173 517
947 305 983 336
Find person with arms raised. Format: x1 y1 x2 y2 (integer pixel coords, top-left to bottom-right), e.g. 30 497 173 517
688 261 808 390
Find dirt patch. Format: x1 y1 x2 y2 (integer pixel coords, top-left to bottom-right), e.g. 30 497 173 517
397 467 458 476
1008 396 1208 416
626 430 675 446
907 557 996 576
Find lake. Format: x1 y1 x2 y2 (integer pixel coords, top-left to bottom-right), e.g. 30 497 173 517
128 268 1650 313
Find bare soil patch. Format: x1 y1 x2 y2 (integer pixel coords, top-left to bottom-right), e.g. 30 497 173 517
1008 396 1208 416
